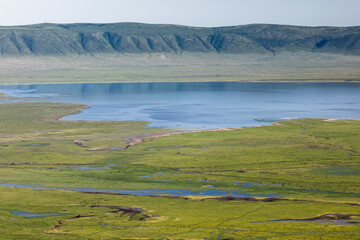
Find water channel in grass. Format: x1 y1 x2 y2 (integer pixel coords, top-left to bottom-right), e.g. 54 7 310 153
0 183 282 198
11 211 67 218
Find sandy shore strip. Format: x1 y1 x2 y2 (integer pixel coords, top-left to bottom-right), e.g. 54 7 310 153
124 127 243 148
323 119 338 122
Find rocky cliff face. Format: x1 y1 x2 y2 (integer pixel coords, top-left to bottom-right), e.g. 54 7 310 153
0 23 359 56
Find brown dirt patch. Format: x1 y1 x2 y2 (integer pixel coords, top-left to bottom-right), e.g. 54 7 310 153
46 220 63 234
90 205 151 221
305 214 360 221
74 139 88 147
124 127 243 149
201 196 284 202
86 147 111 151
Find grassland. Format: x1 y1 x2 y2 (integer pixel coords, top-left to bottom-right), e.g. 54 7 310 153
0 101 359 239
0 53 360 85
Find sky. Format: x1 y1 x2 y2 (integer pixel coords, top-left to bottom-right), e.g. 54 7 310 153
0 0 359 27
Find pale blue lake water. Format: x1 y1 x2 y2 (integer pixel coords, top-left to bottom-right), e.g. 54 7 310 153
1 82 359 129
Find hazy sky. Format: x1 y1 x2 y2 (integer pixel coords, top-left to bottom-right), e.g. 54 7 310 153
1 0 359 27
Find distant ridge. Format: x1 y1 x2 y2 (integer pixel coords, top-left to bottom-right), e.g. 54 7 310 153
0 22 359 56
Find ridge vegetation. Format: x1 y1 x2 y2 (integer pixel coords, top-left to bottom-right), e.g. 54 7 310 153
0 23 359 56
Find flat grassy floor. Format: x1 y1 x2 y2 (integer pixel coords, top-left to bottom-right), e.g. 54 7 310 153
0 102 359 239
0 53 359 85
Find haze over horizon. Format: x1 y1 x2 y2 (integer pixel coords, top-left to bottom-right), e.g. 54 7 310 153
1 0 360 27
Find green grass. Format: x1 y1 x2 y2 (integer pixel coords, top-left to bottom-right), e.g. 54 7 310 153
0 102 359 239
0 53 359 84
0 187 359 239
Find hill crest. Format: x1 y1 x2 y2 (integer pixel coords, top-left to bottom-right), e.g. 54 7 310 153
0 22 359 56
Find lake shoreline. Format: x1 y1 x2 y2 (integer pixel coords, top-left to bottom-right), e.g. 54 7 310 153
1 80 360 87
1 81 360 130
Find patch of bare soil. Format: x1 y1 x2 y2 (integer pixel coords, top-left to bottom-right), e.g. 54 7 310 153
254 214 360 225
46 220 63 234
124 127 243 149
74 139 88 147
261 214 360 224
202 196 284 202
304 214 360 221
149 195 190 200
86 147 112 151
323 119 337 122
69 215 94 220
46 215 94 234
90 205 151 221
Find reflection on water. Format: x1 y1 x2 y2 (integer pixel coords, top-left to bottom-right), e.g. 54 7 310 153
74 164 115 170
253 218 360 225
1 82 360 129
0 183 280 198
12 211 66 218
18 143 50 147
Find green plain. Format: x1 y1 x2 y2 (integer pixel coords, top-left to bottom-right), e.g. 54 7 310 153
0 101 359 239
0 53 360 85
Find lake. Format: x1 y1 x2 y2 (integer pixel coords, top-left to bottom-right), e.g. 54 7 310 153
1 82 359 129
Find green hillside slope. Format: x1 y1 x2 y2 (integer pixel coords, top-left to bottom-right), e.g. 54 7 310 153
0 23 359 55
